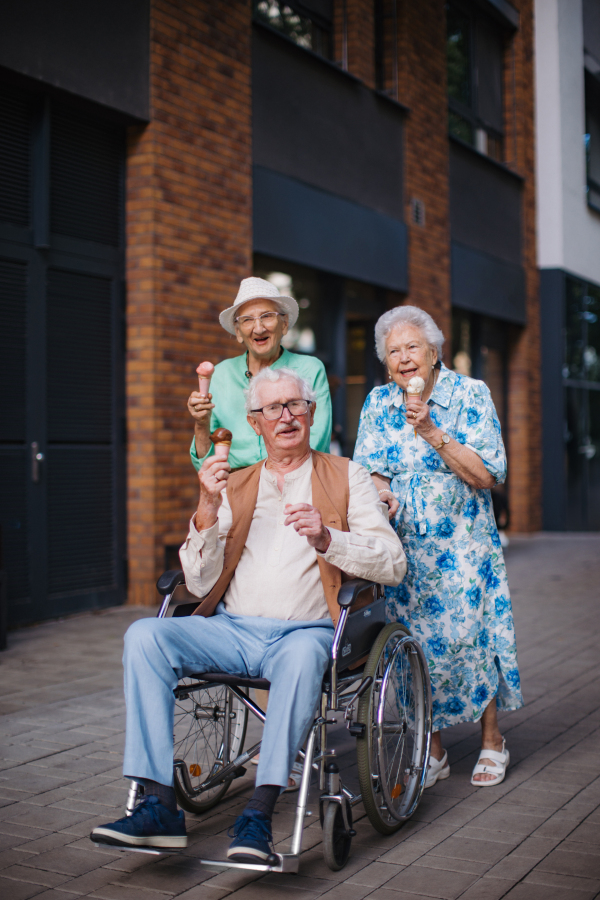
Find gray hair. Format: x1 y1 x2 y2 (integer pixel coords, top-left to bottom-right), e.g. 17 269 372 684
244 366 316 414
374 305 445 362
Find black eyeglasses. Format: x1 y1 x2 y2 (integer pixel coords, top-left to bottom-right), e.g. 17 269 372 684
251 399 312 421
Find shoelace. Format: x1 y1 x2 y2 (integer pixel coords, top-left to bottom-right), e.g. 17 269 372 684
229 813 273 845
121 798 167 830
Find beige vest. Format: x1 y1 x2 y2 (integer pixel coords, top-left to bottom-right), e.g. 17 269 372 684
191 451 350 624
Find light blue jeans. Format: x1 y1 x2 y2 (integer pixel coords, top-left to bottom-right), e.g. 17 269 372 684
122 603 334 789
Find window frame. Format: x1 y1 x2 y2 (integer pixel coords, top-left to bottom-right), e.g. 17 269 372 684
446 0 507 162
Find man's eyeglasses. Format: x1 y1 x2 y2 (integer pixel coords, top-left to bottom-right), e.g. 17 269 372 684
234 311 284 331
251 399 312 421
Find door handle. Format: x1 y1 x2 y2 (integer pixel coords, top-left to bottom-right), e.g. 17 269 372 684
31 442 44 482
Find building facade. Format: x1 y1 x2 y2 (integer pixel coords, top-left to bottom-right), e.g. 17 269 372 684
536 0 600 531
0 0 539 622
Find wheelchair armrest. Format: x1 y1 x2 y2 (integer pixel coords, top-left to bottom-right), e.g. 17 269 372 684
156 569 186 596
336 579 381 609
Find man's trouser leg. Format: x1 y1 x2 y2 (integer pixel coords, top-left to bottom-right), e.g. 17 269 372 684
256 622 334 788
122 610 333 789
122 614 252 785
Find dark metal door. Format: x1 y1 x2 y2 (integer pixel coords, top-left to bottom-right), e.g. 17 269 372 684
0 85 126 626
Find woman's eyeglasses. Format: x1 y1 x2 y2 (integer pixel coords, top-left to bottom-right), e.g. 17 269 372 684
234 311 284 331
251 399 312 421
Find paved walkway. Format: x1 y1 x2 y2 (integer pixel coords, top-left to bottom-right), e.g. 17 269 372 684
0 533 599 900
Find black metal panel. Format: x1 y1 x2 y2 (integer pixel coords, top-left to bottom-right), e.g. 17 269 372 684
0 450 29 604
451 242 525 324
0 89 31 228
540 269 566 531
583 0 600 62
47 447 115 596
449 139 522 265
0 258 27 441
476 16 504 133
252 25 405 219
254 166 408 291
0 0 149 121
51 107 123 246
47 269 112 444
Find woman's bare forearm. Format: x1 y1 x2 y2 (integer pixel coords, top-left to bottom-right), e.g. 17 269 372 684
194 422 212 459
430 431 495 488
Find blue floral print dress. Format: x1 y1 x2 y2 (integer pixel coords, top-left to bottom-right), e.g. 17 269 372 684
354 363 523 730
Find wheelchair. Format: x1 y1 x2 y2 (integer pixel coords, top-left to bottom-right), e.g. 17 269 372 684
121 570 432 874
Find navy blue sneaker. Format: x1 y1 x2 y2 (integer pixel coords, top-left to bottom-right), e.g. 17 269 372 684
227 808 274 862
90 796 187 849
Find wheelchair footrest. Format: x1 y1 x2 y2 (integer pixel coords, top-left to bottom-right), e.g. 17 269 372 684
91 843 180 856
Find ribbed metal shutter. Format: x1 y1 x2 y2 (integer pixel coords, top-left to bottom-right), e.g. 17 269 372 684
51 106 122 246
0 91 31 228
0 259 29 604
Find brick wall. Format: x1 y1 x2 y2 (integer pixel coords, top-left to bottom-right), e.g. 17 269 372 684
126 0 252 605
504 0 542 532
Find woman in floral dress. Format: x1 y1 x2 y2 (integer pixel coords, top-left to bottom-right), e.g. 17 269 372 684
354 306 523 787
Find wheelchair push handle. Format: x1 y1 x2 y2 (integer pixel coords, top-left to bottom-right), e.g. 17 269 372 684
336 579 382 609
156 569 186 596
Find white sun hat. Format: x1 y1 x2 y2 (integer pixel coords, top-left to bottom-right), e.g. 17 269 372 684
219 277 299 335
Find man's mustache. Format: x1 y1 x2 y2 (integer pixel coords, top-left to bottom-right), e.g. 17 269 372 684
274 419 301 435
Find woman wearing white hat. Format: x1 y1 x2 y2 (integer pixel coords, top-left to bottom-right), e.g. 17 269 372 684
188 276 332 473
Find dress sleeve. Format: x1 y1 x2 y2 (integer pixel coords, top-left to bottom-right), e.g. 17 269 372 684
353 390 391 478
309 360 333 453
456 379 507 484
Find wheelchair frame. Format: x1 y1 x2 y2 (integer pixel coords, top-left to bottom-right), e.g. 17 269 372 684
116 570 432 874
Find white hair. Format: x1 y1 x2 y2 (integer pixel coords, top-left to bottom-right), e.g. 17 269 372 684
374 305 445 362
244 366 316 414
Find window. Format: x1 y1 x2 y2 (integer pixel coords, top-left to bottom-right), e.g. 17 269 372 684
446 2 506 162
375 0 399 98
253 1 332 60
585 71 600 213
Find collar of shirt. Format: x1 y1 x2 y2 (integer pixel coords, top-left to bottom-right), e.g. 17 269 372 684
387 363 457 412
262 454 313 487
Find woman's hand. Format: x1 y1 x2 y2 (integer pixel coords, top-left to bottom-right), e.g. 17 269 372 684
188 391 214 426
405 397 437 440
188 391 215 460
371 473 400 519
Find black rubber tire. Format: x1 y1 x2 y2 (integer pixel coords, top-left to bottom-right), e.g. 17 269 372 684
356 622 431 835
173 681 248 814
322 802 353 871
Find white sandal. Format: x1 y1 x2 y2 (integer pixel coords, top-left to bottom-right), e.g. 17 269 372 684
282 761 303 793
425 750 450 788
471 739 510 787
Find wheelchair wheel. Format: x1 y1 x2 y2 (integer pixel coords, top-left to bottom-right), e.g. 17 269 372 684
322 801 353 871
356 623 432 835
173 680 248 814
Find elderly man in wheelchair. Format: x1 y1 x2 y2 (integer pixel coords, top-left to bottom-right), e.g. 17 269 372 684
91 367 431 872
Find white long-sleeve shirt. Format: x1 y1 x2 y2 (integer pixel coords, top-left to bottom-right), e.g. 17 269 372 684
180 457 406 621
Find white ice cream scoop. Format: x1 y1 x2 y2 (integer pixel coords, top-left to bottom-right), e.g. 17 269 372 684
406 375 425 395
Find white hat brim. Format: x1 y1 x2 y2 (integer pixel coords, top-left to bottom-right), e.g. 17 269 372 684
219 295 299 335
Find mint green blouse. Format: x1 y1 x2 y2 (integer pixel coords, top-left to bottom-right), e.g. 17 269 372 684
189 348 333 471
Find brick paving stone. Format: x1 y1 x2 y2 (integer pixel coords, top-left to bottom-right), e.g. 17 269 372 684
410 854 490 876
523 869 600 892
0 875 48 899
502 883 597 900
24 846 117 877
345 860 404 887
1 864 71 887
456 877 518 900
535 846 600 878
175 887 231 900
384 864 479 898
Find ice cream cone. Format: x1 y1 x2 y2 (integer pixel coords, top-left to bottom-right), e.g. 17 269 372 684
196 361 214 397
406 375 425 436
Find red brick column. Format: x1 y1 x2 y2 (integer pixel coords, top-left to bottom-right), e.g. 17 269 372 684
398 1 452 339
504 0 541 532
125 0 252 605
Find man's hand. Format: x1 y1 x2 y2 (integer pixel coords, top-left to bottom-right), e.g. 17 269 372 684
284 503 331 553
194 457 230 532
